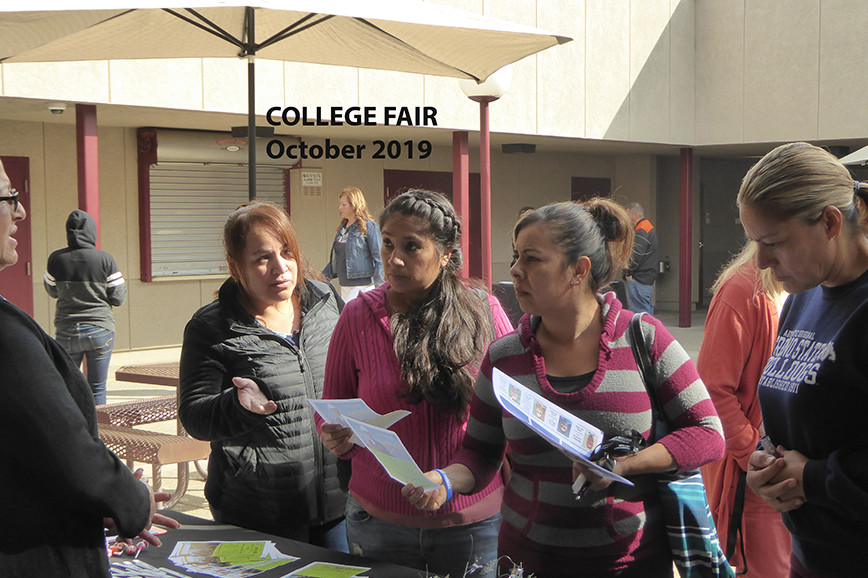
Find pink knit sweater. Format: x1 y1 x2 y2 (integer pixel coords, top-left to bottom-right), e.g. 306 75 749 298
317 283 514 528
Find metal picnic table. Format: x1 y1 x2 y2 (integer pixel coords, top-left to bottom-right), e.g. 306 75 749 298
98 361 208 508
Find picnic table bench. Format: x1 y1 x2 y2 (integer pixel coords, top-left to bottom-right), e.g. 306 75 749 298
95 361 209 508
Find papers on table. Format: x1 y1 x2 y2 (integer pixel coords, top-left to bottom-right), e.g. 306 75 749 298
168 541 297 577
284 561 371 577
308 398 439 492
492 368 632 486
111 559 192 577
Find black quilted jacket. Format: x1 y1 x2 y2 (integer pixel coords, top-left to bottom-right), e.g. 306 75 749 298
179 277 346 537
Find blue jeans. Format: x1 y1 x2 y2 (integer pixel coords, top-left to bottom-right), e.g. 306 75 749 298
626 279 654 315
345 493 501 577
56 324 114 405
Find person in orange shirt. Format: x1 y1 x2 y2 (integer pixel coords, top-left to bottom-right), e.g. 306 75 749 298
623 202 658 314
698 241 791 577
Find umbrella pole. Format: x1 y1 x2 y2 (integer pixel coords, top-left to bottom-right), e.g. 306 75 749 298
246 6 256 201
247 54 256 201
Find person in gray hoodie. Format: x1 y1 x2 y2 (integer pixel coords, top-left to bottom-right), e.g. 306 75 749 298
44 210 126 405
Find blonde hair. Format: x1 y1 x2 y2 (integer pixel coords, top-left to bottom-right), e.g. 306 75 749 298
711 241 785 308
737 142 868 233
338 186 374 235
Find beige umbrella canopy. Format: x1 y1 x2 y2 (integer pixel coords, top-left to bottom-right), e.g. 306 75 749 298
840 145 868 166
0 1 571 198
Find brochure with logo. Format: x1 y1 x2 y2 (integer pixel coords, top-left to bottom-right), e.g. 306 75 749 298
168 540 297 577
492 368 632 486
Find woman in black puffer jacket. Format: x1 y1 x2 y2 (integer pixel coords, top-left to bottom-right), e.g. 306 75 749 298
179 201 347 550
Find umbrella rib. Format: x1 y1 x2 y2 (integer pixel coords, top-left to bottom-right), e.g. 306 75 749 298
258 14 334 51
355 18 481 82
162 8 244 52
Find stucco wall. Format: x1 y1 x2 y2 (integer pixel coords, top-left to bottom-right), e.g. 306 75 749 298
694 0 868 145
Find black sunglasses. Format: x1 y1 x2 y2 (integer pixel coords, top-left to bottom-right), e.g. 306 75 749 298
0 189 19 212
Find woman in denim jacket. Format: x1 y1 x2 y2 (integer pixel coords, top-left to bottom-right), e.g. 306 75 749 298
323 187 384 302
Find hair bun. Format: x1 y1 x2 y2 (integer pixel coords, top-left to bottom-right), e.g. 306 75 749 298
586 203 624 243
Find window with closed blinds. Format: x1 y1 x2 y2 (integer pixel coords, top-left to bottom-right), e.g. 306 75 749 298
149 163 287 278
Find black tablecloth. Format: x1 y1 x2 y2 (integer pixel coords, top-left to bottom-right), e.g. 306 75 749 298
113 510 422 577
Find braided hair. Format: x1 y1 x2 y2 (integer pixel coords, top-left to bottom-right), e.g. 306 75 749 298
381 190 495 415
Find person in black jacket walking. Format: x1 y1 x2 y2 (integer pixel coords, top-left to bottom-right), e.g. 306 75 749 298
179 201 347 551
44 210 126 405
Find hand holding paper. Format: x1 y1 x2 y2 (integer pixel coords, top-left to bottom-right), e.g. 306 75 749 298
308 398 409 446
343 416 439 491
309 398 438 492
492 368 633 487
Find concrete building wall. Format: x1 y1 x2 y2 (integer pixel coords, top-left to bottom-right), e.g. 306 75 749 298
6 1 868 146
694 0 868 145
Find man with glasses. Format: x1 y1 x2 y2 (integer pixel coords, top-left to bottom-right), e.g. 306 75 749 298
0 185 20 267
0 159 178 576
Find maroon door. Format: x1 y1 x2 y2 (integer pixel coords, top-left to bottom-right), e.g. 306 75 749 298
0 156 33 314
383 169 483 278
571 177 611 202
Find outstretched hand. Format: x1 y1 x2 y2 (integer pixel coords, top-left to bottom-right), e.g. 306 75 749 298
233 377 278 415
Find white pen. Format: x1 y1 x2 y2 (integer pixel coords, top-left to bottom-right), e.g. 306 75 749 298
572 473 592 500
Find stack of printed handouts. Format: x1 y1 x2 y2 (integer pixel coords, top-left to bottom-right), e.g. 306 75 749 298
168 541 297 577
491 368 632 486
308 398 439 492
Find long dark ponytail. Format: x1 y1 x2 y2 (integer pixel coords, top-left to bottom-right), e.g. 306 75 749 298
381 190 495 415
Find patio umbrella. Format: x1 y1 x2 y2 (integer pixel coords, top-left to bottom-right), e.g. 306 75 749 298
0 1 571 198
840 144 868 166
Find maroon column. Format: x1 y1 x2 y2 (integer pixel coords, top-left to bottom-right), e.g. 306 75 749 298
679 147 693 327
76 104 100 248
479 100 492 289
452 131 470 278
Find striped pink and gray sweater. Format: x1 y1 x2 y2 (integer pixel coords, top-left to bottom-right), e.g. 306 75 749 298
453 292 725 575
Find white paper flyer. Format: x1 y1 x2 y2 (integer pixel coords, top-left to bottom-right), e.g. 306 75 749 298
492 368 632 486
307 398 409 446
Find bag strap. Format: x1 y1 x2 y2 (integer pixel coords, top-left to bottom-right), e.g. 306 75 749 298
325 280 345 313
627 313 666 441
726 470 749 575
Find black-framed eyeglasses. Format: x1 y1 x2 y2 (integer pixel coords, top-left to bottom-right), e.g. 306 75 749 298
0 189 18 212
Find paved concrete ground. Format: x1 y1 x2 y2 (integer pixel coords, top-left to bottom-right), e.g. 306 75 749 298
104 308 707 523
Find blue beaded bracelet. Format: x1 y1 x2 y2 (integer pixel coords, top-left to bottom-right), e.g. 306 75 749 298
433 468 453 504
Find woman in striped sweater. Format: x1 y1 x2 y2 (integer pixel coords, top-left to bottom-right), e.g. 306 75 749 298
404 199 725 577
